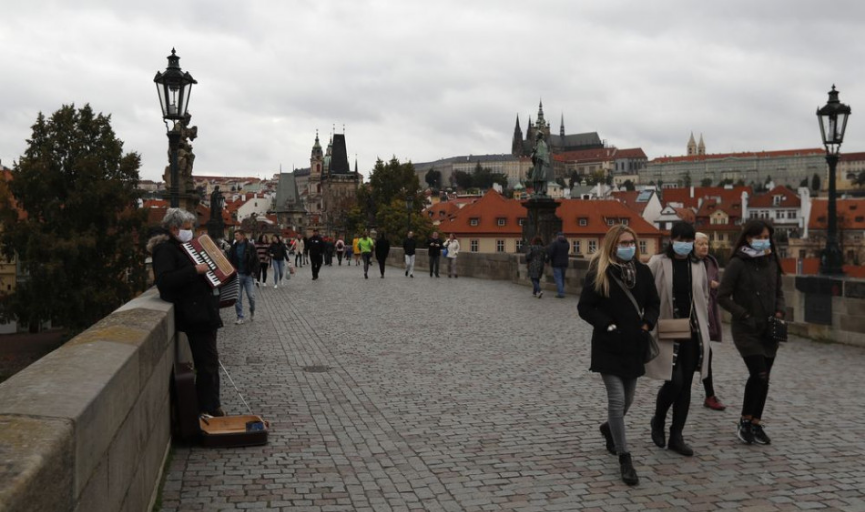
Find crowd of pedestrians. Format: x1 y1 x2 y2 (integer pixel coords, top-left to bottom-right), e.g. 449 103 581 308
577 219 786 486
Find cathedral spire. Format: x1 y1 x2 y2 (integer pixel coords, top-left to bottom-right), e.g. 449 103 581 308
698 133 706 155
560 113 565 138
687 132 697 156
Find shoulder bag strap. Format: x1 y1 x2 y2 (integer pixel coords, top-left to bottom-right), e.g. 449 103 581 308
610 274 643 318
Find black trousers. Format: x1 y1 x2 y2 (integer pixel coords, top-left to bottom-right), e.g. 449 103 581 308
429 254 440 276
363 253 372 274
703 348 715 397
186 330 220 414
655 332 700 435
742 355 775 419
337 252 344 265
311 254 323 278
378 257 386 276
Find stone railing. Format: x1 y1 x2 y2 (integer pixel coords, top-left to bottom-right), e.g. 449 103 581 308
0 288 177 512
387 249 865 348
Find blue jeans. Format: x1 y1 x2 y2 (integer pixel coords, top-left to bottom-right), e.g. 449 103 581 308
531 277 541 295
553 267 566 296
235 273 256 319
271 259 285 285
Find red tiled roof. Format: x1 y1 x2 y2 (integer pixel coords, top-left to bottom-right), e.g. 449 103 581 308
558 200 660 235
748 186 801 208
808 198 865 230
615 148 648 159
438 190 525 235
652 148 825 164
611 191 648 215
424 201 460 221
553 147 618 163
839 152 865 162
673 208 696 224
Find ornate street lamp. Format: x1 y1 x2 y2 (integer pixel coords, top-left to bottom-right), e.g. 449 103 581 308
154 48 197 207
405 193 414 235
817 85 851 275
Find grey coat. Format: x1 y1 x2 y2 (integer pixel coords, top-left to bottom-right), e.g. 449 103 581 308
716 251 785 358
645 254 711 381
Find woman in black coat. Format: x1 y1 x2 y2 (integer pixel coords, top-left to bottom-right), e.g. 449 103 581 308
717 220 785 446
578 225 660 486
148 208 224 416
374 231 391 278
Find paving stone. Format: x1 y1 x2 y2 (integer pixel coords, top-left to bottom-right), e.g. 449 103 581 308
160 264 865 511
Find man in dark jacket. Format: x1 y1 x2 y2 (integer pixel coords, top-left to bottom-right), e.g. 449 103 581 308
307 228 325 280
375 231 391 278
228 229 259 323
269 235 288 288
427 231 443 278
150 208 224 416
403 231 417 277
547 231 570 298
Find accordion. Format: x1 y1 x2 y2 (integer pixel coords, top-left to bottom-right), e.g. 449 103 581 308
181 234 236 288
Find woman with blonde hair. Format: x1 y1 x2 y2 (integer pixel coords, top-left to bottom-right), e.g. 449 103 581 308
578 224 660 486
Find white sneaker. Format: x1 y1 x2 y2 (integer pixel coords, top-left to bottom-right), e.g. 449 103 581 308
273 284 278 289
235 318 244 325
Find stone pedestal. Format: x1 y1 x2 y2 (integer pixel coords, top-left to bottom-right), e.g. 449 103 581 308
521 197 562 247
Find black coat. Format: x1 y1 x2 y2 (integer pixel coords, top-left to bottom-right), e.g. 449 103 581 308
228 240 260 276
427 237 443 257
717 251 785 358
403 238 417 256
375 238 391 259
150 230 222 333
547 238 570 268
307 235 325 257
578 263 660 379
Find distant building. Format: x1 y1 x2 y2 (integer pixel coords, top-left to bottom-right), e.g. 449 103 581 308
306 131 361 235
511 101 604 157
788 197 865 265
414 154 531 190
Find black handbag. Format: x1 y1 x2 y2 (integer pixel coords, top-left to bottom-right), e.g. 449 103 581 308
611 275 659 363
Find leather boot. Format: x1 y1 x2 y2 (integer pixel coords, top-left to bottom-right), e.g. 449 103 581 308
618 453 639 486
599 422 616 455
650 415 665 448
668 432 694 456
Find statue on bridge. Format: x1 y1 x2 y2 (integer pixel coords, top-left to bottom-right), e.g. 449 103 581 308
163 112 198 196
210 186 224 221
530 132 554 198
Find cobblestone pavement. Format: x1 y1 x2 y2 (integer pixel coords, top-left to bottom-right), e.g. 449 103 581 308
160 262 865 511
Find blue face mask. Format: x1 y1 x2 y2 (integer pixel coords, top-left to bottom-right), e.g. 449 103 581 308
750 239 771 251
672 241 693 256
616 246 636 261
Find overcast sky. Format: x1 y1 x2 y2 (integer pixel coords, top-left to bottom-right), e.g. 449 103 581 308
2 0 865 183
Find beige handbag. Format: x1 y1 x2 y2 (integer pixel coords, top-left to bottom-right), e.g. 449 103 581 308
657 318 692 341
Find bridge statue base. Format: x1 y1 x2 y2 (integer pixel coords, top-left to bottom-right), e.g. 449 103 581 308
521 197 562 248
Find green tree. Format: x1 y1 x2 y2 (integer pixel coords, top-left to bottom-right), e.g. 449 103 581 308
855 171 865 188
621 179 636 191
0 104 148 333
700 177 713 187
811 173 821 191
424 168 441 190
452 170 473 190
683 171 692 188
374 197 434 245
800 177 809 188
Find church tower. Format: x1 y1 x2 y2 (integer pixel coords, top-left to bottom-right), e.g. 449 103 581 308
511 115 524 157
535 100 551 140
308 131 324 227
687 132 697 156
560 113 565 138
697 134 706 155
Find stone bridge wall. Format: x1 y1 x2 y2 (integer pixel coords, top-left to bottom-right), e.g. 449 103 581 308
0 288 177 512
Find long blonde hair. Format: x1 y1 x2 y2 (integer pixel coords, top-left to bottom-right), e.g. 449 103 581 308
589 224 641 297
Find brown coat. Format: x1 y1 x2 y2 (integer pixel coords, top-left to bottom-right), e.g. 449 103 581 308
645 254 711 381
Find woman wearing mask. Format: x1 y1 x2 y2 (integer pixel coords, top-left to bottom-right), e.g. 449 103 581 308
695 232 726 411
646 221 711 457
578 225 659 486
717 220 785 445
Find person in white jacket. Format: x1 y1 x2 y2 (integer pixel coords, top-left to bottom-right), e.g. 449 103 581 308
444 233 460 278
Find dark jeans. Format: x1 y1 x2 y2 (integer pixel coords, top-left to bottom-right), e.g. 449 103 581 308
363 253 372 274
378 257 386 276
703 348 716 398
258 262 269 284
311 255 323 278
655 332 700 435
295 253 303 267
531 277 541 295
186 330 220 414
742 355 775 419
337 252 344 265
429 254 440 276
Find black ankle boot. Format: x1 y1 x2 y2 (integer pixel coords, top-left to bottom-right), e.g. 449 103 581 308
668 432 694 456
650 415 665 448
599 422 616 455
618 453 639 486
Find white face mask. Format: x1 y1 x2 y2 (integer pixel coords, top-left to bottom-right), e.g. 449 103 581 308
178 229 194 243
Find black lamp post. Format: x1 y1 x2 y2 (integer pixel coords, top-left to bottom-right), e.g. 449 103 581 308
405 193 414 235
154 48 196 208
817 85 851 275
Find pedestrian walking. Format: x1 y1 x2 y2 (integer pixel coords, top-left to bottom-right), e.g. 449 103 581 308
717 220 786 446
427 231 443 278
308 228 325 280
256 234 271 287
150 208 225 417
269 234 288 289
302 235 310 265
358 231 375 278
695 232 726 411
335 237 346 265
228 229 260 324
577 224 660 486
352 235 362 266
324 236 334 266
444 233 460 278
375 231 391 278
292 235 304 268
547 231 570 298
646 221 711 457
526 236 548 298
403 231 417 277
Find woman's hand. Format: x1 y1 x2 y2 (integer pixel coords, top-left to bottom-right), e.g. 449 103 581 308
195 263 209 274
775 311 784 319
710 280 720 290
